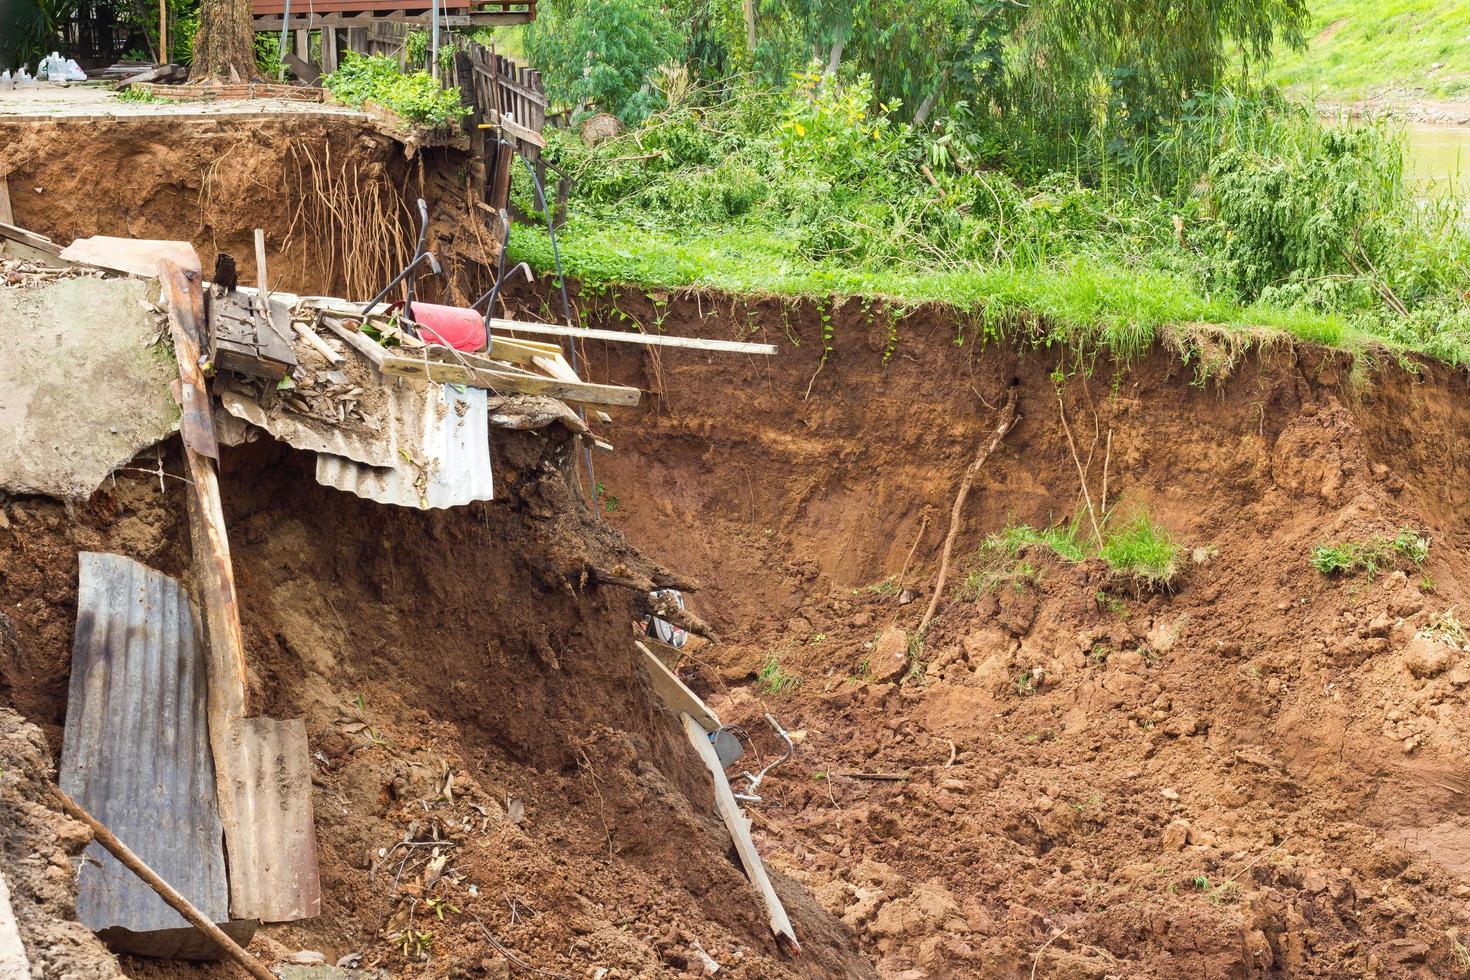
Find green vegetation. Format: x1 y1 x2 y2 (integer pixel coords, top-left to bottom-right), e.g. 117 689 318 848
514 84 1470 367
1269 0 1470 101
1310 527 1431 576
500 0 1470 368
977 509 1183 589
323 54 471 127
1099 514 1183 588
757 655 801 695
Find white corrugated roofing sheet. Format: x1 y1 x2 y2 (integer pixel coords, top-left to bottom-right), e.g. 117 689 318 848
315 382 493 509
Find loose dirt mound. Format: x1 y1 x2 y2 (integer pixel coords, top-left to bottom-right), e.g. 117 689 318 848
546 287 1470 977
0 706 122 977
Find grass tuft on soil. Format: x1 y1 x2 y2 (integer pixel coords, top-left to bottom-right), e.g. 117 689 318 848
1310 527 1431 576
978 509 1183 590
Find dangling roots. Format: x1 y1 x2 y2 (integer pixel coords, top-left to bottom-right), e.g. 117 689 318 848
282 140 416 301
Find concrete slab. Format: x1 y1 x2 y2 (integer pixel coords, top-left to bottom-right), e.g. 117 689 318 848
0 275 179 498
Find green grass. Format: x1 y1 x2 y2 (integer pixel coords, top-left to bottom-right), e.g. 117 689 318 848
1311 527 1431 576
514 79 1470 371
757 655 800 695
510 215 1364 364
978 509 1183 590
1269 0 1470 101
1099 514 1183 588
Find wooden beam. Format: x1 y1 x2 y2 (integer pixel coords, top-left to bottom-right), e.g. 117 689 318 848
321 317 641 406
637 641 720 732
45 785 276 980
680 713 800 955
0 178 12 227
158 259 249 918
488 318 778 355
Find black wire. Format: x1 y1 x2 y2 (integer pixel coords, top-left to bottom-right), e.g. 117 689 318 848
501 139 599 519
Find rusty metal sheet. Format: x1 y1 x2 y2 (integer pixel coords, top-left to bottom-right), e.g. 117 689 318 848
58 553 234 945
220 386 394 469
228 717 322 922
315 382 492 509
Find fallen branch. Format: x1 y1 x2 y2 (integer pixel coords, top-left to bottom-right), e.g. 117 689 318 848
587 566 720 642
919 391 1019 633
45 785 275 980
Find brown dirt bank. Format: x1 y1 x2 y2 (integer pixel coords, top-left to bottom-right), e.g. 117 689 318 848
502 283 1470 977
0 113 500 304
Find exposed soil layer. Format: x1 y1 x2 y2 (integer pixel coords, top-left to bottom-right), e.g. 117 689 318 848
0 706 123 978
510 284 1470 978
0 428 867 979
0 115 499 304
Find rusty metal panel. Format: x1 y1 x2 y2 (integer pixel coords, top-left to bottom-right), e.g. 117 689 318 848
315 382 492 509
58 553 231 939
228 718 322 922
220 387 395 469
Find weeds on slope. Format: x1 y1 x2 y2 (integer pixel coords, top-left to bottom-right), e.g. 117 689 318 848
976 509 1183 591
1311 527 1430 577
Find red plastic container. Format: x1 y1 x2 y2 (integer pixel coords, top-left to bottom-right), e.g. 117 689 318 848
408 302 487 352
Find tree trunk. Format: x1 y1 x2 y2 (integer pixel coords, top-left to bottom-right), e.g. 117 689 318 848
742 0 757 53
191 0 257 82
912 64 951 128
823 33 845 80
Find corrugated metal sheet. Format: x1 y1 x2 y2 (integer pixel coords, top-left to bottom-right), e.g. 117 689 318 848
316 382 492 509
229 717 322 922
59 553 231 938
220 387 394 469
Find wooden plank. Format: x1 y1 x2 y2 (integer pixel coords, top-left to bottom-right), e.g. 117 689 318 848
293 321 344 363
680 712 800 955
323 316 637 404
0 221 61 255
0 178 12 227
488 317 778 355
283 52 321 84
377 354 641 406
321 27 339 73
60 236 200 277
159 259 251 919
638 641 719 732
477 111 544 148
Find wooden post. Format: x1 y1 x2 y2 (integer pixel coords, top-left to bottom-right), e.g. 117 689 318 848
0 177 12 226
159 0 168 64
321 28 339 73
158 259 249 915
253 228 268 295
295 29 309 62
46 785 276 980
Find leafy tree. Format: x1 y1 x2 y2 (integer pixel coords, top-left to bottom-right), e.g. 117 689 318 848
527 0 685 123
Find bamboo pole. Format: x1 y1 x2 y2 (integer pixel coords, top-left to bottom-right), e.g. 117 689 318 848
45 785 275 980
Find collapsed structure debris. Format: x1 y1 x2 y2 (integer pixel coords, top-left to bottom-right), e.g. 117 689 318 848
0 221 788 966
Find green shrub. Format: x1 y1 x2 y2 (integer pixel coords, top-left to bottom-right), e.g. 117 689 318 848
323 53 470 127
526 0 683 123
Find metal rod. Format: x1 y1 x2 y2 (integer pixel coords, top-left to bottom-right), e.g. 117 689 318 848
277 0 292 81
430 0 441 82
45 785 276 980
